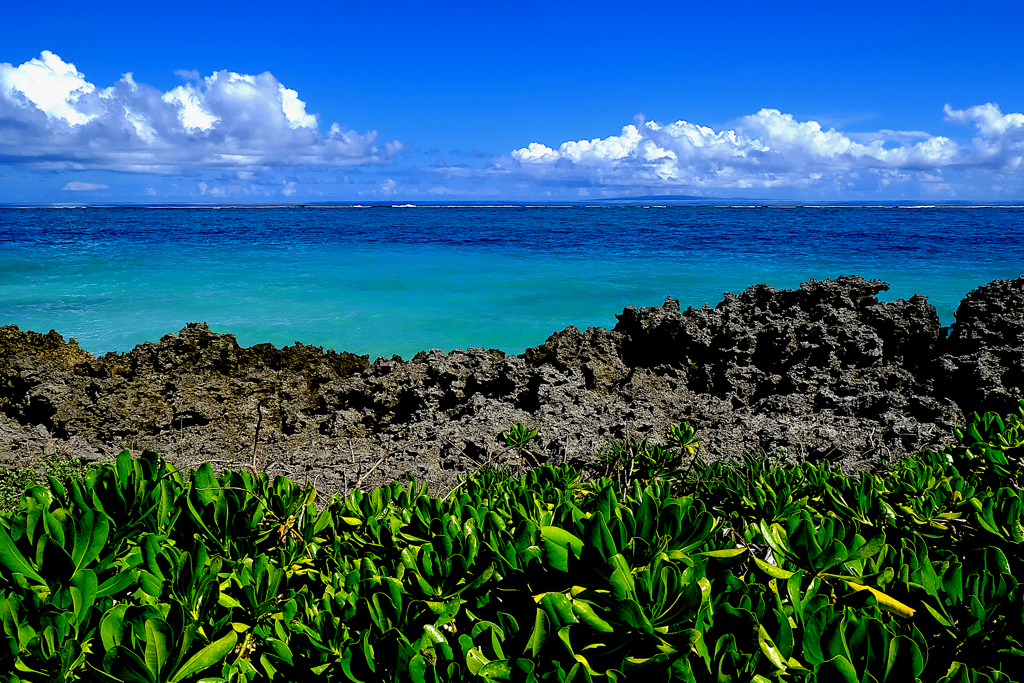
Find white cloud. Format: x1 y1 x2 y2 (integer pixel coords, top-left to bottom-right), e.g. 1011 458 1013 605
510 105 1024 195
63 181 108 191
0 51 96 125
162 82 220 131
944 103 1024 171
0 51 406 173
278 84 317 129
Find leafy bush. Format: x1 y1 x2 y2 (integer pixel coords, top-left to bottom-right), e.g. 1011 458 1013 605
596 422 702 495
0 468 38 514
0 405 1022 681
0 451 95 512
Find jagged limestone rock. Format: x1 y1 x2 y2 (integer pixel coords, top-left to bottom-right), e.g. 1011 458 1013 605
3 276 1021 496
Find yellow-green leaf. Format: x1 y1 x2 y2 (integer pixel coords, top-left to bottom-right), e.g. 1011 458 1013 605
843 581 916 618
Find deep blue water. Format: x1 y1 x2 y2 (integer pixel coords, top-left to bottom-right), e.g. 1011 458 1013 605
1 205 1022 359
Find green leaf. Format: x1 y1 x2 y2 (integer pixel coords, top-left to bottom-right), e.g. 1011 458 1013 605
638 490 659 542
757 623 788 671
984 545 1011 575
571 600 614 633
100 605 129 651
183 491 225 553
922 600 953 628
614 599 653 634
753 555 795 580
539 592 579 630
697 548 749 558
144 618 171 681
217 592 242 609
259 653 279 680
43 506 66 549
115 450 133 494
583 512 618 563
893 634 925 680
467 646 491 675
607 554 636 601
141 534 167 581
820 540 849 573
478 660 512 680
0 524 45 585
312 508 334 535
26 505 43 547
540 526 583 573
758 520 793 565
70 569 98 626
845 532 886 563
803 605 827 667
139 570 164 598
821 655 859 683
883 634 900 681
97 568 139 598
105 645 158 683
71 509 93 570
785 571 815 625
408 654 428 683
671 650 700 683
458 563 496 595
169 630 237 683
47 473 67 502
527 609 549 658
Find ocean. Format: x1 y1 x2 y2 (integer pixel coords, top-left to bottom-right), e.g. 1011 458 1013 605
1 205 1022 360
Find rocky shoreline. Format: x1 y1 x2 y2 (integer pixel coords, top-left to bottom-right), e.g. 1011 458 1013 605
2 275 1022 496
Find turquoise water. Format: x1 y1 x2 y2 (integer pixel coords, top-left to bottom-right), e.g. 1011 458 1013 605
1 206 1022 359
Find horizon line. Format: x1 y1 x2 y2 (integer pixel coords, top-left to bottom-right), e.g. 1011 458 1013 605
3 200 1024 210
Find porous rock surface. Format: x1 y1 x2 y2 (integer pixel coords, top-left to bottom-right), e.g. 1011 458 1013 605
2 275 1022 496
937 276 1024 416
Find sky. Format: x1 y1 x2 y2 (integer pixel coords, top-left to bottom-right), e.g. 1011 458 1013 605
2 0 1023 203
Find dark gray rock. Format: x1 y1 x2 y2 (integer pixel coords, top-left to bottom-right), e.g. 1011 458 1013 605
2 275 1021 497
937 276 1024 415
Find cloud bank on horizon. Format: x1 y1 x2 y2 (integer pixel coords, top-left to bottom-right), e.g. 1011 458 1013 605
0 51 404 173
510 106 1024 196
1 51 1023 199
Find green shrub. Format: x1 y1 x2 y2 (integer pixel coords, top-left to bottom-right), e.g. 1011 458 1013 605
0 450 94 513
0 466 38 513
596 422 702 496
0 406 1022 681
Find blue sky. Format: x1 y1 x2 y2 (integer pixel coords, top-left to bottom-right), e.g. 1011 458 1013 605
2 0 1023 202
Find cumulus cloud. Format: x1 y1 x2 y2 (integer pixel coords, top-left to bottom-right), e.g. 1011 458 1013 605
510 105 1024 194
943 103 1024 171
0 51 406 173
63 181 108 191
